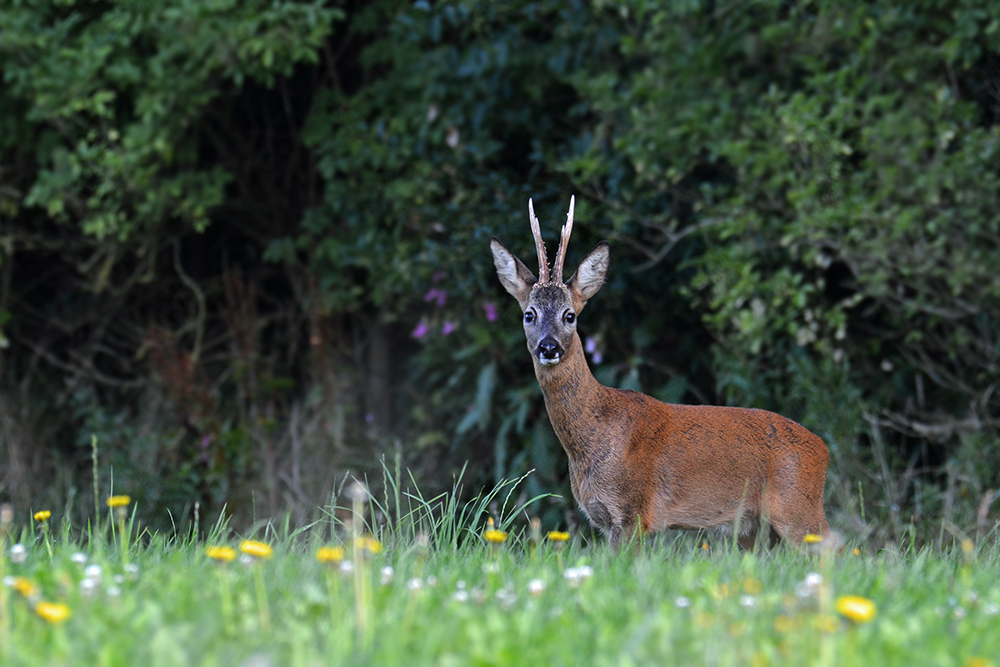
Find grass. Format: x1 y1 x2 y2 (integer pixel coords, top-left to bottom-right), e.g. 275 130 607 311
2 483 999 666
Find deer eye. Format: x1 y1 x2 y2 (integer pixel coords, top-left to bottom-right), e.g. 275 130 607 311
564 311 576 324
524 310 535 324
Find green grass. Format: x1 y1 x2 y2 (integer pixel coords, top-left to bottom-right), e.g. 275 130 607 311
2 493 999 666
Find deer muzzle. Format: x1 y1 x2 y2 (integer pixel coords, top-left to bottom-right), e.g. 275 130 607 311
536 336 564 365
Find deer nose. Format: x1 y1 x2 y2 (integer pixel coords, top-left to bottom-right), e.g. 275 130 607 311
536 337 563 364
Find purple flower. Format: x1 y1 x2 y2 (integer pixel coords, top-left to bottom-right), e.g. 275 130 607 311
483 302 498 322
442 321 456 336
424 288 447 307
432 271 446 284
585 337 598 354
412 322 429 338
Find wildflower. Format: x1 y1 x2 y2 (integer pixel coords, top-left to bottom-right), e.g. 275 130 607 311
424 288 447 307
452 589 469 603
380 566 394 585
528 579 546 597
354 536 382 555
743 577 762 595
124 563 140 580
33 510 51 522
79 578 99 597
965 658 992 667
675 596 692 609
407 577 423 592
442 321 456 335
814 614 840 633
316 546 345 564
35 601 71 624
106 495 131 508
774 615 799 633
70 552 87 564
853 547 861 556
239 540 273 559
740 595 757 608
345 481 369 504
483 302 498 321
835 595 877 623
339 559 354 576
9 543 27 563
84 564 102 580
564 565 593 588
6 576 37 598
547 531 570 543
412 322 429 339
206 546 237 563
803 533 823 544
483 518 507 545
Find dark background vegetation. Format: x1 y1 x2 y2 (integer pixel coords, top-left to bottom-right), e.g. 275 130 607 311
1 0 998 547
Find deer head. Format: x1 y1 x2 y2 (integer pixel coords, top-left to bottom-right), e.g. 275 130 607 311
490 197 610 366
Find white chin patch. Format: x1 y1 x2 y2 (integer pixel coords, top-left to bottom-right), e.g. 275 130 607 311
538 357 562 366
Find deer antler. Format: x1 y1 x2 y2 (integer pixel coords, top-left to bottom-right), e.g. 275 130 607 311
552 195 575 284
528 198 550 284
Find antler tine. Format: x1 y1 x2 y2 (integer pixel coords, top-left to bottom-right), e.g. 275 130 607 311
528 198 550 284
552 195 575 284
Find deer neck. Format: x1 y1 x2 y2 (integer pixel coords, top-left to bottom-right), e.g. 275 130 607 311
533 332 609 464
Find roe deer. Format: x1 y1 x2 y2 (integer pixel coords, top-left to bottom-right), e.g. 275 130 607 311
490 197 830 548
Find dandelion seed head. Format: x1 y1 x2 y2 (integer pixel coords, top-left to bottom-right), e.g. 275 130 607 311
407 577 423 592
452 589 469 603
380 566 395 585
70 552 87 564
79 578 99 597
675 596 692 608
528 579 546 596
85 564 102 580
113 574 125 585
9 543 27 563
804 572 823 587
339 559 354 576
740 595 757 608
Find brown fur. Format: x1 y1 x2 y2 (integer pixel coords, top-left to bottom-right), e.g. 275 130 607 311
490 200 829 548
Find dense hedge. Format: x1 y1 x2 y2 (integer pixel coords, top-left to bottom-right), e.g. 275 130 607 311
2 0 998 541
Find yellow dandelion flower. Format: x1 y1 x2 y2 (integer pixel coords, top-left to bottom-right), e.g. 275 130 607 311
205 545 236 562
7 576 38 598
835 595 877 623
239 540 273 559
802 533 823 544
483 528 508 544
774 615 799 633
106 495 131 508
547 531 570 542
853 547 861 556
35 601 71 624
701 542 709 551
353 536 382 555
814 614 840 633
316 546 345 564
965 657 992 667
33 510 51 522
742 577 762 595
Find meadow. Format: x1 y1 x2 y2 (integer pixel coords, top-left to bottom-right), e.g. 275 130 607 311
2 475 998 667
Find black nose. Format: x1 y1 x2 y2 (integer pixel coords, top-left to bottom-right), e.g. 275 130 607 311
537 337 563 361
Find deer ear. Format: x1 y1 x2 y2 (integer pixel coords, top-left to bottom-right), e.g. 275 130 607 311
490 237 537 309
566 241 609 308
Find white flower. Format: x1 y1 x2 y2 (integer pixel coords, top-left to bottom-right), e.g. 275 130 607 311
380 566 395 585
675 596 692 608
407 577 423 592
528 579 546 596
85 564 102 581
9 543 27 563
70 552 87 564
740 595 756 608
452 589 469 603
339 560 354 576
